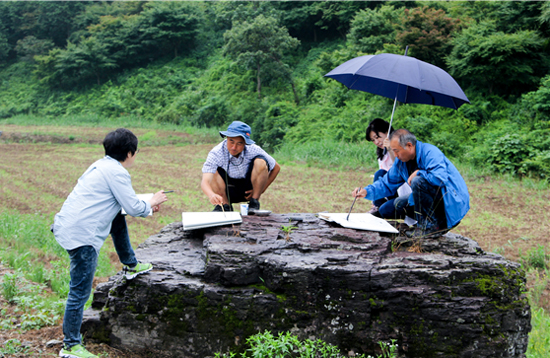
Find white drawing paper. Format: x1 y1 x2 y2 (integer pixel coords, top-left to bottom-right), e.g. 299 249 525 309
318 212 399 234
182 211 242 231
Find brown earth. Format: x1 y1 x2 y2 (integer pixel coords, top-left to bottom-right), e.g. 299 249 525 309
0 125 549 357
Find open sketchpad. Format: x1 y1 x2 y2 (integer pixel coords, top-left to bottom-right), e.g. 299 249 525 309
318 212 398 233
182 211 242 231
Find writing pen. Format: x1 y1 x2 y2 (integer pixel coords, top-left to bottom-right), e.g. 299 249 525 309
163 190 174 193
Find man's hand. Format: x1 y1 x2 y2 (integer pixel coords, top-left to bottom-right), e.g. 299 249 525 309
209 193 224 206
149 190 168 207
244 189 253 201
408 170 419 186
352 187 367 198
152 205 160 213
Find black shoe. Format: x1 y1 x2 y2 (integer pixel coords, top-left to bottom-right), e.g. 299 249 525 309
249 198 260 213
213 204 232 212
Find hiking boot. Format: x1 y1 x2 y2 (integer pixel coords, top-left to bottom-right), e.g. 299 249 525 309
123 262 153 280
59 344 98 358
213 204 232 212
249 198 260 213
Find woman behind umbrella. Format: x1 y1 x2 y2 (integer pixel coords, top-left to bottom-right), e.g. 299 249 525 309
365 118 412 219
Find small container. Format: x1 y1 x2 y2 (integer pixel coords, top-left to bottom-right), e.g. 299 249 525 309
240 203 249 216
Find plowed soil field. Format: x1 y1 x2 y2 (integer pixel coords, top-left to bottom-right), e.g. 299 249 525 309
1 124 549 357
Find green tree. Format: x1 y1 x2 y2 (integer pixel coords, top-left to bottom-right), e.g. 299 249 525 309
396 6 462 69
447 21 549 96
348 5 401 54
14 36 54 63
0 31 9 62
35 38 117 88
223 15 300 103
514 75 550 124
140 2 201 59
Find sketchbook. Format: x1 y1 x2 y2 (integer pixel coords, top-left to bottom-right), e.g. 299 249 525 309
122 193 153 216
318 212 398 234
182 211 242 231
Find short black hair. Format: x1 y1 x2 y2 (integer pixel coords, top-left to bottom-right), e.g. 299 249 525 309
365 118 394 160
103 128 138 162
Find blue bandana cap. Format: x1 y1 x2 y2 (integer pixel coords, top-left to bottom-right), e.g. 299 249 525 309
219 121 255 145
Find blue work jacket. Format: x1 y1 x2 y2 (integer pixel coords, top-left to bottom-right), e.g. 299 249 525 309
365 141 470 228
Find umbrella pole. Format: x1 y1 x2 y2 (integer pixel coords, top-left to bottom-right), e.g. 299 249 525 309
388 94 398 136
387 46 409 138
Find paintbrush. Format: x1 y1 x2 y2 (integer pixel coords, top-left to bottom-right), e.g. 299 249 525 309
221 202 226 218
347 189 360 221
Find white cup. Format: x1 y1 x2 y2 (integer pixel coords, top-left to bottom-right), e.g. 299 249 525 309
240 203 248 216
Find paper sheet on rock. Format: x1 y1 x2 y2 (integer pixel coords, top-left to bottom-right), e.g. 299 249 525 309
318 213 398 234
182 212 242 231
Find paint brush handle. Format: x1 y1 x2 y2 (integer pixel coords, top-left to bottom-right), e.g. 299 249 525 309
347 194 359 221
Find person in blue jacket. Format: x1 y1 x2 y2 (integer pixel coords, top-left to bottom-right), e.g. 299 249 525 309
352 129 470 238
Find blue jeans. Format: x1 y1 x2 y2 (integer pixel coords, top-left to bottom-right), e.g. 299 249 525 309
373 169 411 219
378 194 412 220
410 176 447 230
63 212 137 348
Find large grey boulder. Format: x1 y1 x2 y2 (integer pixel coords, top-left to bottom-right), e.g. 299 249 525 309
82 214 530 357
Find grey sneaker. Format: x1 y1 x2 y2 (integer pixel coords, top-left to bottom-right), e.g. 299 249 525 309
123 262 153 280
59 344 98 358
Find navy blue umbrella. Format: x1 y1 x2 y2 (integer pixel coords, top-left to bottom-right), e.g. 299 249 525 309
325 52 469 131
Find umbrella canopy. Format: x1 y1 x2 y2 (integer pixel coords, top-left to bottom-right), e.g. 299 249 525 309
325 53 469 110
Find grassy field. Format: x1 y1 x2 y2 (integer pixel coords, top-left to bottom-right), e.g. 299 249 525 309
1 123 549 357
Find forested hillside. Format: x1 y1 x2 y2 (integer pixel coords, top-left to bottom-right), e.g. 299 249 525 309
1 1 550 178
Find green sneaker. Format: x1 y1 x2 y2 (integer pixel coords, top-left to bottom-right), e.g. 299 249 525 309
59 344 98 358
123 262 153 279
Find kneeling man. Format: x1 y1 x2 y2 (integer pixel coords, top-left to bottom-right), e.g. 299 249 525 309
201 121 280 213
353 129 470 238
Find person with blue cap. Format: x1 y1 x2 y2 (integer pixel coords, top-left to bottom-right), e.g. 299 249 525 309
201 121 281 213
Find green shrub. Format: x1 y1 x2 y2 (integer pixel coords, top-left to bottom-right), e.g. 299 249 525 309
214 330 399 358
489 134 532 175
520 245 549 270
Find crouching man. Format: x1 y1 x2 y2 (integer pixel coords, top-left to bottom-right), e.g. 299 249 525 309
353 129 470 238
201 121 280 213
53 128 168 358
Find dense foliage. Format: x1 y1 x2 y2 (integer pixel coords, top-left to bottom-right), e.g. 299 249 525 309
1 1 550 179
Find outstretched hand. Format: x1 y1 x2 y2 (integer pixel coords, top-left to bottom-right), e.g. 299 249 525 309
149 190 168 207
